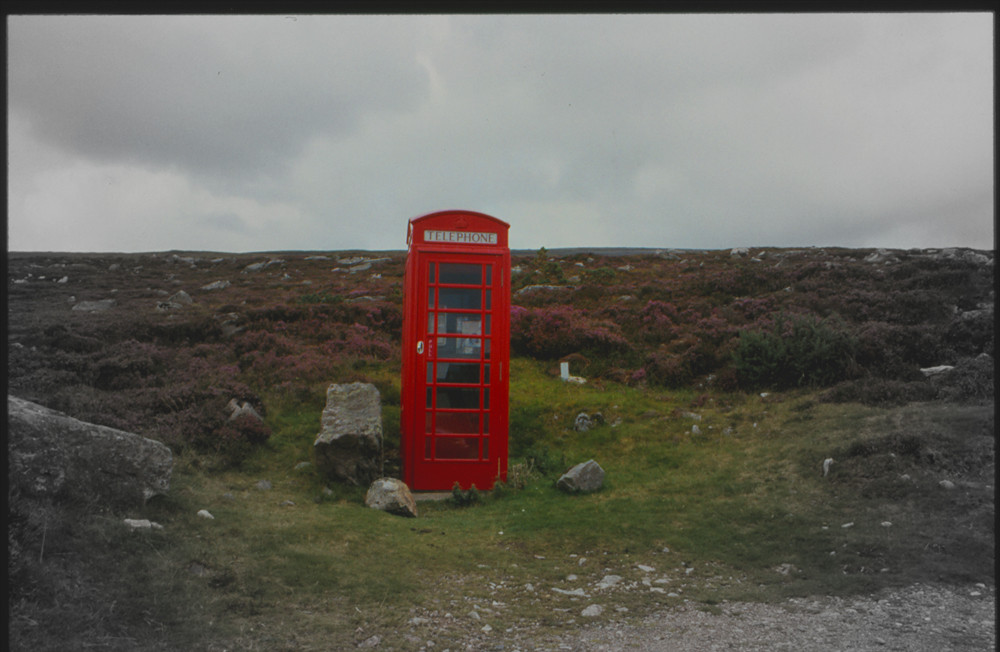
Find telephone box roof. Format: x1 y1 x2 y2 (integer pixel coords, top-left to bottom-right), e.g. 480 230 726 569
408 210 509 248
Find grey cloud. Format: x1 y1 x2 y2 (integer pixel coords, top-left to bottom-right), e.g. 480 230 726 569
9 16 431 178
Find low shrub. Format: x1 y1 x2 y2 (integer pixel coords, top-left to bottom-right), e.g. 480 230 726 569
733 312 857 389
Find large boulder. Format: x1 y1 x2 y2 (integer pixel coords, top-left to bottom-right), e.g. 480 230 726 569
8 395 173 509
314 382 383 485
365 477 418 517
557 459 605 493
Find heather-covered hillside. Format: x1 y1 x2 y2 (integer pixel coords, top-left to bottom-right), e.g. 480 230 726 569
7 246 993 464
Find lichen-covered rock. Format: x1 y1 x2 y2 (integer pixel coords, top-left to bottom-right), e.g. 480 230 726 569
8 395 172 509
313 382 382 485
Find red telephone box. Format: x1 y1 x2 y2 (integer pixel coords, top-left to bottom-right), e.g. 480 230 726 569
401 210 510 491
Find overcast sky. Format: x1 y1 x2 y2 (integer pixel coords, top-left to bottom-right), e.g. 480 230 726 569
7 13 994 253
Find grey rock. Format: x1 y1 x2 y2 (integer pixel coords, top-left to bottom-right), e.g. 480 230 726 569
227 399 264 423
314 383 383 485
557 459 605 493
200 280 231 291
72 298 117 312
168 290 193 305
365 477 418 517
574 413 593 432
8 395 172 509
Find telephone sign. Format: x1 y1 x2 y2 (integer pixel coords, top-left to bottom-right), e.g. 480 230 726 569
401 210 510 491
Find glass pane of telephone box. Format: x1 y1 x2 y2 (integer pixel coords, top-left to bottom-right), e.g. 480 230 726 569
437 336 481 359
435 437 479 459
435 411 480 434
435 362 481 384
436 387 480 409
438 288 481 310
438 263 482 285
440 313 481 336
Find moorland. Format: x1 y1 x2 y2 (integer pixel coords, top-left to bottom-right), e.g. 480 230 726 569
7 245 994 650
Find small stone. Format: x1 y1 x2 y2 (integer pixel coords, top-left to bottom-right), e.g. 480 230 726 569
201 280 231 291
881 521 892 527
197 509 214 519
939 480 956 490
365 477 418 518
581 604 603 617
596 575 622 589
638 564 655 572
480 624 492 633
557 459 605 493
358 634 381 648
841 522 854 528
553 587 588 597
256 479 273 490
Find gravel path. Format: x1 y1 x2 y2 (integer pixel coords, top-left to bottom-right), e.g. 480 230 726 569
551 583 995 652
417 583 995 652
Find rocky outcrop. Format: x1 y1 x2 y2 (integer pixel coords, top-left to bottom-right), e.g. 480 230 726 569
557 459 605 493
365 477 418 517
8 395 173 509
314 383 383 485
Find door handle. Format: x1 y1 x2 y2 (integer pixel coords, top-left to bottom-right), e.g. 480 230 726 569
417 341 424 354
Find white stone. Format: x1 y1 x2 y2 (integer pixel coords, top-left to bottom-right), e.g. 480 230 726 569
596 575 622 589
197 509 214 519
920 365 955 377
581 604 604 617
553 587 588 597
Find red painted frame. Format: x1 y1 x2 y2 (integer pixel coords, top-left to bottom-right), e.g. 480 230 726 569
401 210 510 491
